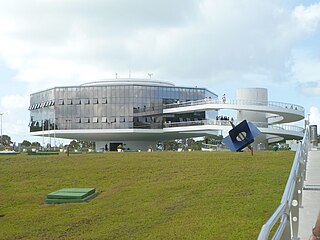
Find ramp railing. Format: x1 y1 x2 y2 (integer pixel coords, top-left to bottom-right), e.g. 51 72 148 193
257 128 309 240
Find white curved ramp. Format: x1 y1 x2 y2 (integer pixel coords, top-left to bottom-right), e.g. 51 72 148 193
163 98 305 144
163 121 304 140
164 99 304 124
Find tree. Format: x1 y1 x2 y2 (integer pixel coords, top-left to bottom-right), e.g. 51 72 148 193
31 142 41 147
69 140 80 149
189 140 202 151
68 140 95 150
204 135 223 144
0 135 12 146
21 140 31 147
162 140 179 151
78 140 95 149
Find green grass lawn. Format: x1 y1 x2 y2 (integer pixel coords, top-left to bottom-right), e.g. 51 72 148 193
0 151 294 240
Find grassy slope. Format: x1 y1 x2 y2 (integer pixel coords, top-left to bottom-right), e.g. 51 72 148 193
0 151 294 240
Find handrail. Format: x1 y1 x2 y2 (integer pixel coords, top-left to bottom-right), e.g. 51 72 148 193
163 120 304 133
163 98 305 112
257 127 309 240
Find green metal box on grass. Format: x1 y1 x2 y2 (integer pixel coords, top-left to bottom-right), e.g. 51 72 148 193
45 188 97 204
28 151 59 155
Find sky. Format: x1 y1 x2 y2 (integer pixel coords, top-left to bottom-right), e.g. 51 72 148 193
1 0 320 145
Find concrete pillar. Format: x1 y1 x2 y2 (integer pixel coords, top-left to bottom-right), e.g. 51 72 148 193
236 88 268 150
310 125 318 147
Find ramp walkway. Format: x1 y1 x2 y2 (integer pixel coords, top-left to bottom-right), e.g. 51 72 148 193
299 149 320 240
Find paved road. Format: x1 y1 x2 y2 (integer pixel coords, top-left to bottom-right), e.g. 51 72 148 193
299 149 320 240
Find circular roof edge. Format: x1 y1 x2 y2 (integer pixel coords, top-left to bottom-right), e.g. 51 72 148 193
81 78 175 87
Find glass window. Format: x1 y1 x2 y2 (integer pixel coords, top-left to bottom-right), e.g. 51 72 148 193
92 117 98 123
82 99 90 104
108 117 116 123
74 99 81 105
92 98 98 104
66 99 72 105
126 116 133 122
101 98 108 104
82 117 90 123
101 117 107 123
75 118 81 123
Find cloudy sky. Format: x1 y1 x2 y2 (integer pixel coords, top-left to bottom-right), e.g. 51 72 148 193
1 0 320 144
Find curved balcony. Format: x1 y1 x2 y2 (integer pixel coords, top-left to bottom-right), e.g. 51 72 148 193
163 99 305 124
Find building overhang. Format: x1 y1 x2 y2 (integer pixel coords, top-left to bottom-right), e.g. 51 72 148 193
31 122 304 144
30 127 219 142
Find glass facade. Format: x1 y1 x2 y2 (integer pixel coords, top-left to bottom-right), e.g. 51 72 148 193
29 82 218 132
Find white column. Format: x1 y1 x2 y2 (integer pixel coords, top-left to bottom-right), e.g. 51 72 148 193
236 88 268 150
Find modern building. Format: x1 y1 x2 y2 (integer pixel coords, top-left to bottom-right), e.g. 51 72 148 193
29 79 305 151
29 79 218 151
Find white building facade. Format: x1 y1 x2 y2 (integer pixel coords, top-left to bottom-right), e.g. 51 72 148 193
29 80 305 151
29 79 218 151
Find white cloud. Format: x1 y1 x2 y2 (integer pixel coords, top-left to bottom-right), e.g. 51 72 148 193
0 0 311 87
292 56 320 83
0 95 30 143
0 0 320 143
291 48 320 97
293 3 320 32
291 51 320 91
0 94 28 112
297 82 320 96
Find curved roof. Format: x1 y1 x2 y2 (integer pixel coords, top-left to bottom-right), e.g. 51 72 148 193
81 78 175 87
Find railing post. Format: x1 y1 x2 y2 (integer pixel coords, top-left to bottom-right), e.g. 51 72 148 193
291 177 300 239
303 150 308 181
282 213 292 240
297 174 303 208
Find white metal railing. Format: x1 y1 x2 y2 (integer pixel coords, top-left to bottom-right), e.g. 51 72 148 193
257 127 309 240
163 98 305 112
163 120 304 134
268 124 305 133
